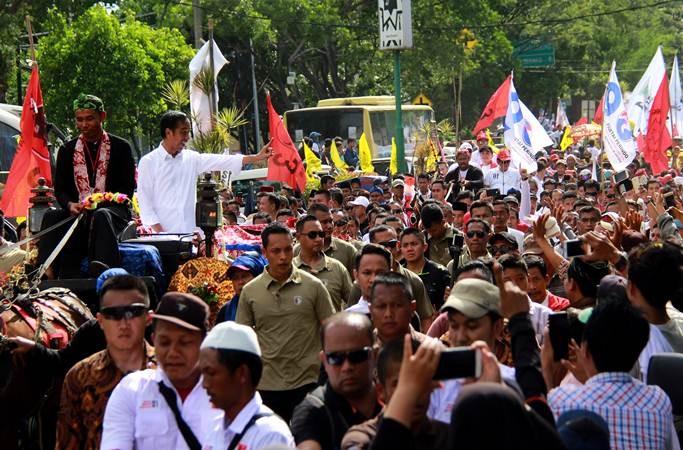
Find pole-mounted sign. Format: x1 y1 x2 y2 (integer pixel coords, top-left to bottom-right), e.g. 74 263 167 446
378 0 413 50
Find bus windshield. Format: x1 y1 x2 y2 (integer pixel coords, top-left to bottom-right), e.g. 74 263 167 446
285 108 364 142
369 109 431 159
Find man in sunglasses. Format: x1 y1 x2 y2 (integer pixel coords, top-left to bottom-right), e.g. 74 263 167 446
292 312 381 450
299 203 358 277
447 218 492 274
488 232 519 260
102 292 219 449
294 215 353 311
57 274 154 450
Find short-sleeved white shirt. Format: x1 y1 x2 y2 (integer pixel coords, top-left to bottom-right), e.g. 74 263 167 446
101 368 222 450
201 393 294 450
428 364 516 424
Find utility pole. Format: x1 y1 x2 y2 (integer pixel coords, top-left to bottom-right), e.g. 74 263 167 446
192 0 202 49
250 38 262 151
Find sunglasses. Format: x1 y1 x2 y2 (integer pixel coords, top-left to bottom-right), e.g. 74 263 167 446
100 303 147 321
334 220 349 227
378 239 398 249
466 230 487 239
302 230 326 239
391 209 403 215
491 245 514 254
325 346 372 366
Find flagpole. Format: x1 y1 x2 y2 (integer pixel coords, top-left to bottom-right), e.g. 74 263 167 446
208 20 216 128
25 15 36 64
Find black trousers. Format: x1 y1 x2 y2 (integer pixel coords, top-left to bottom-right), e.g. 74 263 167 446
37 205 130 278
259 382 317 423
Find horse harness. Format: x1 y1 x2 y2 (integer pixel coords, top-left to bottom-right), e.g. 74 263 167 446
1 288 88 349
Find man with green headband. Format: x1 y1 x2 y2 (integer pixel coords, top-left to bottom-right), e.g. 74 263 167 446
37 94 136 278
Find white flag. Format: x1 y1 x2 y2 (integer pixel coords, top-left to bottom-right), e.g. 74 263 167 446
555 99 570 128
670 55 683 138
626 46 667 139
189 39 228 135
503 78 553 173
602 61 637 172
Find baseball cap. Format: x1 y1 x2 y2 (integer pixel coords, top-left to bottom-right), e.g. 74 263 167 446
348 196 370 208
597 275 627 303
476 130 487 141
497 149 511 161
557 410 610 450
490 232 517 247
153 292 210 332
544 216 562 237
96 268 129 294
392 179 405 188
369 186 384 195
522 234 544 255
556 159 567 167
227 253 267 278
459 142 473 152
550 154 560 162
441 278 500 318
201 321 261 357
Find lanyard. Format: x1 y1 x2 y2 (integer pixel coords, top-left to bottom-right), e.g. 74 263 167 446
226 412 271 450
82 138 101 177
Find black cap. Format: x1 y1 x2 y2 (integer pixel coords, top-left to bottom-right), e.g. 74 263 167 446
153 292 209 332
490 232 517 247
452 201 468 212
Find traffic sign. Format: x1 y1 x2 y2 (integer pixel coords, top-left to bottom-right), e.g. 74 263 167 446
378 0 413 50
513 42 555 68
412 94 432 106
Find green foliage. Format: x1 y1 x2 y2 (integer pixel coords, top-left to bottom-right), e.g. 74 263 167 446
36 6 194 149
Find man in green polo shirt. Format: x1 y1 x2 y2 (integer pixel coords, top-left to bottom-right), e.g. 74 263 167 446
307 203 358 274
294 215 353 310
236 222 336 423
421 203 460 268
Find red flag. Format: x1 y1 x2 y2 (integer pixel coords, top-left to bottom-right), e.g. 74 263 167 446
643 74 672 174
472 75 511 136
266 94 306 192
592 95 605 125
0 66 51 217
575 117 588 126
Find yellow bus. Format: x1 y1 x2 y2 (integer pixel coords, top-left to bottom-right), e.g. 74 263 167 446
283 96 434 169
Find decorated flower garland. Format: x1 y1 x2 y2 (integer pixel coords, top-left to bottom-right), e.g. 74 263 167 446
82 192 131 210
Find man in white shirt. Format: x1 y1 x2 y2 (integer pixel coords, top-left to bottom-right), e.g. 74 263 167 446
491 200 524 251
345 244 392 315
137 110 272 233
483 149 521 195
102 292 219 450
199 321 294 450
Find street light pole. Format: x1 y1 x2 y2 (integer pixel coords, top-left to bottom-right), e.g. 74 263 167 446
393 50 406 173
192 0 202 49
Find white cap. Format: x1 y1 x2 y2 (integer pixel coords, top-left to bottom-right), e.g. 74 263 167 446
200 321 261 357
349 196 370 207
459 142 473 152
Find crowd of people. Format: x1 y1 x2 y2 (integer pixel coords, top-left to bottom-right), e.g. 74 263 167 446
4 94 683 450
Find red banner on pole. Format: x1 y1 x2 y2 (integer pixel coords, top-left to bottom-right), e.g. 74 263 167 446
266 94 306 192
0 65 51 217
472 75 512 136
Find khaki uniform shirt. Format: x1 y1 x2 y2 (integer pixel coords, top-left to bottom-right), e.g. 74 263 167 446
294 237 357 276
293 254 353 311
236 266 336 391
426 225 457 268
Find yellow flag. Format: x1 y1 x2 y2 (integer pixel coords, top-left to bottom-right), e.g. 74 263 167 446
486 129 499 154
425 141 438 172
330 140 348 173
390 137 398 175
560 126 573 151
304 141 321 182
359 132 375 173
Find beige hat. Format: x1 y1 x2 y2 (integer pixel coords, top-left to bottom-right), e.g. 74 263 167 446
440 278 500 318
544 216 562 237
523 234 544 255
